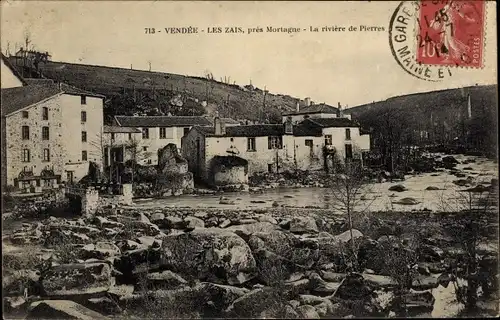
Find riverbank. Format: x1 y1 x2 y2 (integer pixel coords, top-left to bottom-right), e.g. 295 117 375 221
3 205 498 319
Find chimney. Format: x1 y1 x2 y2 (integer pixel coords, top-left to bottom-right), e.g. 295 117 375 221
214 112 226 136
296 101 300 112
284 116 293 134
305 97 311 107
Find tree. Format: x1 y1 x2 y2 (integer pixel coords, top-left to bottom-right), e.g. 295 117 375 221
438 177 498 315
125 136 153 184
327 161 372 271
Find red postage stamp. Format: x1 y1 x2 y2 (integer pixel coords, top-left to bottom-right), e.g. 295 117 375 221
416 0 485 68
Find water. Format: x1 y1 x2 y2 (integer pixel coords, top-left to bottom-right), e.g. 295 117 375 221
132 154 498 213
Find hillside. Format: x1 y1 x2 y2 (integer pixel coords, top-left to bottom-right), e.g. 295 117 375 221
345 84 498 157
8 56 304 124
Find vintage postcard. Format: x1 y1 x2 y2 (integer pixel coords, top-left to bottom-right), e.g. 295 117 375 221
1 0 498 319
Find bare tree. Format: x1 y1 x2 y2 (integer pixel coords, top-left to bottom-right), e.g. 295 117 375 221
438 176 498 315
125 136 153 184
327 161 373 271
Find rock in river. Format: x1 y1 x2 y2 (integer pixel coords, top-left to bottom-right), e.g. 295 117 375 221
160 228 257 285
42 262 114 296
26 300 106 319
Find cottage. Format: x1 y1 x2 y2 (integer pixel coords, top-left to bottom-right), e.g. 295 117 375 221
182 114 370 185
1 77 104 189
112 115 212 165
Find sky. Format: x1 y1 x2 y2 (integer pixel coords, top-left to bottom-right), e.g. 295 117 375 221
1 0 497 107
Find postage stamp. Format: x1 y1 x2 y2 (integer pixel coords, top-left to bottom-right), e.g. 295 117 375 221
416 0 485 68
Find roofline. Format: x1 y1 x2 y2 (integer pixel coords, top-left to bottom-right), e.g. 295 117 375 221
282 110 337 116
4 92 63 117
62 90 105 99
113 115 213 127
1 53 28 86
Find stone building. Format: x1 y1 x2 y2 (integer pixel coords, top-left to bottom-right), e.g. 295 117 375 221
102 125 142 168
182 114 370 185
112 115 212 165
282 97 349 124
1 74 104 189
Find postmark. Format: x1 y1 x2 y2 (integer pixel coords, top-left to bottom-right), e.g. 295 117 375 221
389 1 454 81
416 0 485 68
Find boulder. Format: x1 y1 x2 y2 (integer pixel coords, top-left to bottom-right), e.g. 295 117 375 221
298 294 327 305
150 212 165 223
362 273 397 289
309 272 341 296
334 273 374 300
392 197 420 205
80 242 121 260
26 300 107 319
3 269 41 296
315 299 336 317
160 228 257 285
86 296 122 315
296 304 321 318
418 244 444 262
41 263 113 296
94 216 124 229
184 216 205 229
227 287 295 318
425 186 441 191
257 215 278 224
289 216 319 234
388 185 407 192
226 222 278 239
113 247 161 276
146 270 188 290
411 275 439 290
194 282 249 311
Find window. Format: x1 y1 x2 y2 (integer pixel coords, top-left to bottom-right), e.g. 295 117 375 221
81 131 87 142
142 128 149 139
22 126 30 140
159 127 166 139
183 127 190 136
128 133 132 140
267 136 283 149
42 126 50 140
147 159 152 164
22 149 30 162
81 95 87 105
81 150 88 161
345 144 353 159
325 134 332 146
345 128 351 140
143 146 148 152
268 164 274 172
305 139 313 147
42 107 48 120
81 111 87 122
111 133 115 141
247 137 256 151
43 148 50 161
22 111 29 119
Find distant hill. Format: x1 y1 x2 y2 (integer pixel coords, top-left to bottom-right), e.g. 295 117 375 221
345 84 498 158
8 56 308 124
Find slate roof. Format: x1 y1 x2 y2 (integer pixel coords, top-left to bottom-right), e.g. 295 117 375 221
304 117 360 128
196 122 323 137
1 85 61 116
114 115 212 128
103 125 141 133
283 103 339 116
1 82 105 116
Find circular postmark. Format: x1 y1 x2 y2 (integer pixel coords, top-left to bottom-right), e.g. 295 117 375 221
389 1 453 81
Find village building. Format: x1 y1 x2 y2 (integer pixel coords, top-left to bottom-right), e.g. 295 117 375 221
282 97 350 124
1 63 105 189
112 115 213 165
182 114 370 186
102 125 142 168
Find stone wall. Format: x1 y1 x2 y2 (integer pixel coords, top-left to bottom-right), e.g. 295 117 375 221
79 183 133 216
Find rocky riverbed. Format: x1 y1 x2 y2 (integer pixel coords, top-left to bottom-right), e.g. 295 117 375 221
3 204 498 319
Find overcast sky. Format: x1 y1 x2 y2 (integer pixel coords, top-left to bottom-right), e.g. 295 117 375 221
1 1 497 107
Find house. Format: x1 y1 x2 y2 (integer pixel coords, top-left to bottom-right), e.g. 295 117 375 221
1 79 105 189
282 97 350 124
112 115 212 165
182 114 370 185
102 125 142 168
